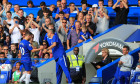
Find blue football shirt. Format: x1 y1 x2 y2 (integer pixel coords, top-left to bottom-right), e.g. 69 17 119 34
19 39 33 63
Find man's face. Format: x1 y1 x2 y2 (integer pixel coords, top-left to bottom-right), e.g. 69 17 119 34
48 25 54 30
62 20 67 26
59 14 64 20
73 48 79 55
11 45 16 51
120 2 124 8
75 22 80 29
7 4 12 10
61 0 67 8
16 63 20 70
6 36 10 42
98 1 104 7
102 50 107 57
28 3 33 8
34 56 38 63
108 1 113 7
18 10 24 17
57 1 61 7
14 5 20 12
82 4 87 10
70 4 75 10
122 48 129 55
43 12 49 17
50 5 55 11
6 13 11 19
86 15 92 23
40 5 45 10
3 46 9 54
45 19 51 25
0 54 5 58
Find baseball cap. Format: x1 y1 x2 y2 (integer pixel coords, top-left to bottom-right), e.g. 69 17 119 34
92 4 98 8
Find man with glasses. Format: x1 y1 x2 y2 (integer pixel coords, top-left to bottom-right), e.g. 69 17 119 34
67 47 86 84
2 45 12 61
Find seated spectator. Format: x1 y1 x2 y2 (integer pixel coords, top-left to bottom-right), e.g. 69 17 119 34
4 35 11 48
55 11 70 31
3 11 14 32
98 0 108 14
94 7 109 34
49 4 57 13
0 24 6 45
27 0 34 8
108 0 114 7
92 48 112 70
18 9 26 26
36 2 52 22
78 25 93 43
69 2 77 13
138 0 140 7
25 18 41 44
12 62 21 83
32 54 40 67
9 17 24 44
77 12 85 24
84 14 96 36
39 8 55 27
0 52 11 71
112 0 129 25
0 2 13 20
55 0 70 19
12 4 27 18
57 19 68 49
29 34 39 58
67 21 81 49
10 43 18 58
40 53 50 63
77 2 88 16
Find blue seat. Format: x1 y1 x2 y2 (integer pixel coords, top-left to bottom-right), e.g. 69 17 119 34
130 72 140 84
89 77 102 84
0 71 9 83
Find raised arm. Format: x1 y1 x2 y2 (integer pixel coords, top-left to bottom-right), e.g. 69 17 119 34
112 0 120 9
122 0 128 9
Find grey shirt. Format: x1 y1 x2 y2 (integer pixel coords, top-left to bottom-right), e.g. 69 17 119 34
39 16 55 26
55 20 70 32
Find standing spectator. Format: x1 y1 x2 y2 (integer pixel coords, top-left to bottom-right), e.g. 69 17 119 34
112 46 133 84
67 47 86 84
12 4 27 18
49 4 57 13
98 0 108 14
84 14 96 36
77 12 85 24
10 43 18 58
55 0 70 19
9 17 24 44
0 2 13 20
88 8 95 19
57 19 68 48
67 21 81 49
55 11 70 31
68 17 75 35
46 29 72 84
2 45 12 60
78 25 94 43
27 0 34 8
112 0 129 25
18 9 26 26
77 2 88 16
0 24 6 45
4 35 11 48
138 0 140 7
108 0 114 7
36 2 52 22
94 7 109 34
69 2 77 13
57 0 61 8
25 19 41 45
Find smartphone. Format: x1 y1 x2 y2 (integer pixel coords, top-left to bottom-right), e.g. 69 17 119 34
15 21 18 24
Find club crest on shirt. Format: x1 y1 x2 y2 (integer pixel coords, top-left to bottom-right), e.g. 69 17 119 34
29 44 32 47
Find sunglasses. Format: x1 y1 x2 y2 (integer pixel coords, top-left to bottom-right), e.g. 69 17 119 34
3 49 8 50
62 22 67 23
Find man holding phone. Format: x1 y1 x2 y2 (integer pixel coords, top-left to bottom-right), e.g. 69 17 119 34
9 16 24 45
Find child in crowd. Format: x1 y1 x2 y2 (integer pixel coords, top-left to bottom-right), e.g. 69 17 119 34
40 53 50 63
78 25 94 43
67 17 75 35
12 62 21 83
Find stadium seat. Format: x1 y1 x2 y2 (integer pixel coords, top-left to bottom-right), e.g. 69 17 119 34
89 77 102 84
130 72 140 84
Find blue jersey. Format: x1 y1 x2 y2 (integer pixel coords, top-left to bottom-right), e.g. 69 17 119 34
56 7 70 14
50 34 66 60
19 40 33 63
79 31 91 40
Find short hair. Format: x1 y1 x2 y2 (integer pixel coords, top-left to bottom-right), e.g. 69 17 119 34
18 9 24 12
69 2 75 6
34 54 39 58
57 0 61 3
29 13 34 17
99 0 104 3
102 48 109 55
43 53 50 58
0 52 5 55
13 16 19 20
7 2 12 6
14 4 20 7
50 4 55 7
75 21 81 24
48 23 54 27
81 25 87 30
11 43 16 46
74 47 79 51
69 17 75 21
62 18 67 21
25 30 32 36
49 29 55 34
86 14 92 18
16 62 21 65
43 8 50 13
6 11 12 14
27 0 33 5
123 46 130 51
59 11 65 15
40 1 46 6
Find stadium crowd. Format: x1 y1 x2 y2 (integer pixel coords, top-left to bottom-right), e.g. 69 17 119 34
0 0 139 83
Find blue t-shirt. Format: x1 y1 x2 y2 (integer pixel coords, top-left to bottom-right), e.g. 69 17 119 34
32 61 40 67
56 7 70 14
50 34 66 60
79 31 91 40
19 40 33 63
0 59 11 65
